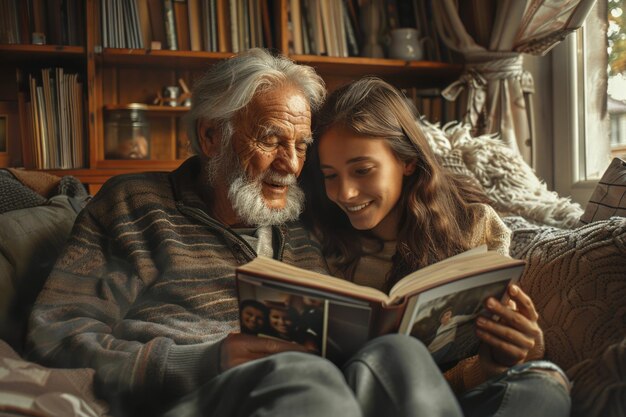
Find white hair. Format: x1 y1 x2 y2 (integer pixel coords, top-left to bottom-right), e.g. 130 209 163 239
185 48 326 155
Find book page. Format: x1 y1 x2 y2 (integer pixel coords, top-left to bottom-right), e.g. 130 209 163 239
388 249 524 303
237 256 390 303
399 268 518 367
237 275 372 364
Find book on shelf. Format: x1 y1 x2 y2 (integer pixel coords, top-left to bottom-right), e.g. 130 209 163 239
147 0 167 48
21 68 84 170
236 246 525 366
259 0 273 49
0 0 83 46
163 0 178 50
289 0 303 54
229 0 239 52
216 0 231 52
187 0 202 50
173 0 191 51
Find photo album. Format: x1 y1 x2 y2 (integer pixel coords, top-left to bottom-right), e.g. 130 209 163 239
235 246 525 367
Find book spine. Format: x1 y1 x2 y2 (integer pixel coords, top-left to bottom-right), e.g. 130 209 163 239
229 0 239 52
187 0 202 50
173 0 190 50
137 0 152 47
163 0 178 49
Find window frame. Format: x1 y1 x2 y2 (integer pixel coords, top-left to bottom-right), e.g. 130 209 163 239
552 29 598 206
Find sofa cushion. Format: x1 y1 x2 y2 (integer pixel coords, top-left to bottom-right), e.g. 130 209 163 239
505 216 626 369
0 170 46 214
0 195 82 353
580 157 626 225
0 340 110 417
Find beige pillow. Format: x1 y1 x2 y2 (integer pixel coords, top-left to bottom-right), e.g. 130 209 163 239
512 216 626 370
580 157 626 224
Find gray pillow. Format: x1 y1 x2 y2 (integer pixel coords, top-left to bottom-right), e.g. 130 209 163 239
580 157 626 224
0 195 81 353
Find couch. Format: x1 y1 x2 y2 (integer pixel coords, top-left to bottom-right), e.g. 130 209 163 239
0 122 624 417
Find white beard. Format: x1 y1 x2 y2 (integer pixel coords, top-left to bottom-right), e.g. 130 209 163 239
205 146 304 227
228 170 305 227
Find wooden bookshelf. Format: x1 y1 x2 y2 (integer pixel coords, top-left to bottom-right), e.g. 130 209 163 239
0 0 463 192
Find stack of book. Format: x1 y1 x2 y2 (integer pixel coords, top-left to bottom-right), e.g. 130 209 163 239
0 0 84 46
21 68 84 169
288 0 451 61
100 0 275 52
289 0 360 57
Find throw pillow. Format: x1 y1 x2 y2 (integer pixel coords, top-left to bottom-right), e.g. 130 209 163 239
0 195 82 354
580 157 626 224
0 170 46 214
0 340 110 417
418 120 584 228
505 215 626 416
504 215 626 369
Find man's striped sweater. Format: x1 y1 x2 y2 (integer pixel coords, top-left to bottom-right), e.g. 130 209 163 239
26 156 329 409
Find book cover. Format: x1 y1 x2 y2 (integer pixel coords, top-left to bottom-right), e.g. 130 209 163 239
147 0 167 47
162 0 178 50
259 0 273 49
289 0 303 54
216 0 231 52
236 247 525 366
173 0 190 50
187 0 202 50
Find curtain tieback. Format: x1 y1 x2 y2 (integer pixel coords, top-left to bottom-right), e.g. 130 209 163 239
442 54 534 101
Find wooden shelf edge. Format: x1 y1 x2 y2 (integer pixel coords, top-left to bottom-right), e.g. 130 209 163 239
104 104 189 115
42 162 185 183
98 48 234 68
0 44 85 54
292 54 460 69
291 54 463 85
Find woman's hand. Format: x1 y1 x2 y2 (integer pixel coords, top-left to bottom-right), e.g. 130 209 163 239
219 332 309 372
475 284 545 368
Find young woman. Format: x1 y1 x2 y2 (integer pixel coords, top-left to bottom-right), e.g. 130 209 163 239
302 77 570 416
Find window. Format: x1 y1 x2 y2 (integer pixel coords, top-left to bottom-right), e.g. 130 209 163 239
608 0 626 159
552 0 625 205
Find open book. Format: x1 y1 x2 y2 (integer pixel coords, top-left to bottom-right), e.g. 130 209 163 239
235 246 525 367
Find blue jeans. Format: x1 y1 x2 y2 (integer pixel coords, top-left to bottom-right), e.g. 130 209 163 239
458 360 571 417
162 334 570 417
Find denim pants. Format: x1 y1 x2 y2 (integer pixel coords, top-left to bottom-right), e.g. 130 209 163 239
163 334 570 417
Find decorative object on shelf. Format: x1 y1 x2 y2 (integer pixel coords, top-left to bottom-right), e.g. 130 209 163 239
360 0 384 58
104 105 150 160
388 28 426 61
178 78 192 107
162 86 181 107
153 79 192 107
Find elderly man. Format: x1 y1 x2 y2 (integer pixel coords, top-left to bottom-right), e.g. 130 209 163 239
26 49 335 416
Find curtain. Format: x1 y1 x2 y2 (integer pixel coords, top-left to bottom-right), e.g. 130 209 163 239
433 0 597 165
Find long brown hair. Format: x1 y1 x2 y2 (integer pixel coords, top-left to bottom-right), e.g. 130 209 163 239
302 77 487 290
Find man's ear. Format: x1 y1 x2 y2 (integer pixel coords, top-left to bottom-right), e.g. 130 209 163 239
197 119 221 158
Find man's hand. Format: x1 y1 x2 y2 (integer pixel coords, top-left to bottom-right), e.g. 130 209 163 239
475 284 545 368
219 332 310 372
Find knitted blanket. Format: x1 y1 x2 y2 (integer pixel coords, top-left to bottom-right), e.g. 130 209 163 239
504 216 626 417
419 120 584 229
